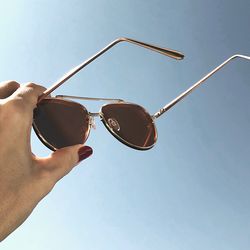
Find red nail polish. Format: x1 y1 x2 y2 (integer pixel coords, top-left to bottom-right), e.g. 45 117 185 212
78 146 93 162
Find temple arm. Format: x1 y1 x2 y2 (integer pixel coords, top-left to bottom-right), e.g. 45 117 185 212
55 94 124 102
153 54 250 119
39 37 184 101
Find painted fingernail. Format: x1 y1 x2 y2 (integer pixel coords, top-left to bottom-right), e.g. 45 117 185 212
78 146 93 162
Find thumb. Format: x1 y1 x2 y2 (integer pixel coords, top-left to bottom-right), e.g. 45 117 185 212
38 144 93 183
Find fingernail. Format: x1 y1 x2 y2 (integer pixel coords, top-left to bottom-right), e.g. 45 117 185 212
78 146 93 163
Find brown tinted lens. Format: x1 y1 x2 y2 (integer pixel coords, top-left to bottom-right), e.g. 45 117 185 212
101 103 157 149
33 98 90 150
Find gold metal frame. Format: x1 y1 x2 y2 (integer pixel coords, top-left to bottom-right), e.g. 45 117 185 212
38 37 184 101
53 95 157 150
34 37 250 151
153 54 250 118
100 102 157 150
33 97 92 151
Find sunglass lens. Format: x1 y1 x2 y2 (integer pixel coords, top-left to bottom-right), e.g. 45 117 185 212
101 103 157 150
33 98 90 150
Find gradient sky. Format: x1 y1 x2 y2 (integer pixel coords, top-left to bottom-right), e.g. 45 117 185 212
1 1 250 249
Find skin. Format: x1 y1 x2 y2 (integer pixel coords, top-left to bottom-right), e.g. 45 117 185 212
0 81 92 242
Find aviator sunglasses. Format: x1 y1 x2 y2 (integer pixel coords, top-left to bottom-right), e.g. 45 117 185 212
33 37 250 151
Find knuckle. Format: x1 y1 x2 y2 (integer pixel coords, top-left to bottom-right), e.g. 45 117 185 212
9 80 20 87
22 82 46 103
62 152 76 170
17 84 35 103
24 82 37 88
24 82 46 92
3 80 20 89
67 153 76 166
0 80 20 99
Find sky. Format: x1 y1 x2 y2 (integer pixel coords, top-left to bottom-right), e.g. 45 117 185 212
0 0 250 249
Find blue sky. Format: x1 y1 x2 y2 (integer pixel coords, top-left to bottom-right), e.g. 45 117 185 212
1 1 250 249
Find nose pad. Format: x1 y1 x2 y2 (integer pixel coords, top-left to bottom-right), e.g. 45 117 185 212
89 116 96 130
107 118 120 132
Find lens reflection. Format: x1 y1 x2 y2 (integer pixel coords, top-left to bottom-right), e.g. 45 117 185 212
101 103 157 149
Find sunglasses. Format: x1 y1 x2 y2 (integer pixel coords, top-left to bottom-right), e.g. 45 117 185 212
33 37 250 151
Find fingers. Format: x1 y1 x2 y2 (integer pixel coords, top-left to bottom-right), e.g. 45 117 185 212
0 81 47 108
0 81 20 99
36 144 93 186
0 82 47 147
10 82 46 109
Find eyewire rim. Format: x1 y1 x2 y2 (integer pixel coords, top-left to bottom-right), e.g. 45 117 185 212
33 97 158 151
32 97 92 151
99 102 158 150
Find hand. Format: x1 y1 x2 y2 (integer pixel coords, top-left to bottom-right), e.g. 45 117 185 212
0 81 93 242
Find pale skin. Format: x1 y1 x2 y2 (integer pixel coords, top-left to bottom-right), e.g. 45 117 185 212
0 81 92 242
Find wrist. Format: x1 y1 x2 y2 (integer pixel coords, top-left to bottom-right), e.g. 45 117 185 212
0 182 39 242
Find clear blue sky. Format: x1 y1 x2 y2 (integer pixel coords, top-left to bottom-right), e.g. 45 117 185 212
1 1 250 249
